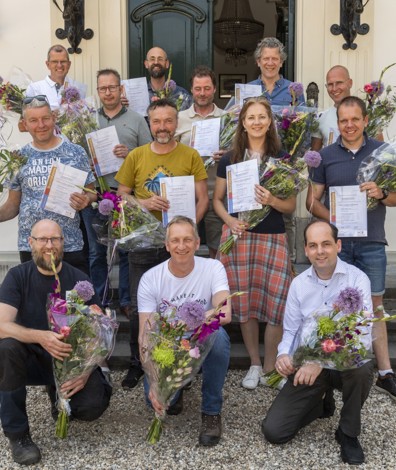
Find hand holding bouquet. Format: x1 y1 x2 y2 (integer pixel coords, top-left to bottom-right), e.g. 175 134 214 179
0 145 27 192
0 67 31 116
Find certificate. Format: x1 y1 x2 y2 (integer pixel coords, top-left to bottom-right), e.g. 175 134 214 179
160 175 196 226
329 185 367 237
226 159 262 213
190 118 221 156
121 77 150 116
40 162 88 218
86 126 120 176
234 84 262 106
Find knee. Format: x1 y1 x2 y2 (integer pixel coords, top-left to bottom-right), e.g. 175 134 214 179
211 328 231 357
0 338 24 359
72 386 111 422
261 418 293 445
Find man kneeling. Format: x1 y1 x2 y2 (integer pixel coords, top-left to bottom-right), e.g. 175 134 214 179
262 220 373 465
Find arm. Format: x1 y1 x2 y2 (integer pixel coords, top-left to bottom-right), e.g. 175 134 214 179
306 182 330 219
254 186 296 215
206 290 231 326
194 179 209 223
359 182 396 208
0 189 21 222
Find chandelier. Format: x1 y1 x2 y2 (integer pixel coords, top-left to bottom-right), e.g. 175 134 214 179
214 0 264 66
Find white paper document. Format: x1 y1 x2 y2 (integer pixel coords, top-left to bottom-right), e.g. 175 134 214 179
190 118 221 156
86 126 120 176
160 175 196 226
234 84 262 106
226 159 262 213
40 162 88 218
121 77 150 116
329 185 367 237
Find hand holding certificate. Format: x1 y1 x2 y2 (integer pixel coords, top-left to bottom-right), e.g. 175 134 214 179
190 118 221 157
226 159 262 214
121 77 150 116
159 175 196 226
86 126 121 176
329 185 368 237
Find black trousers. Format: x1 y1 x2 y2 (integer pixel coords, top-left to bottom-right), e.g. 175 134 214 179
0 338 112 438
262 361 374 444
19 250 89 275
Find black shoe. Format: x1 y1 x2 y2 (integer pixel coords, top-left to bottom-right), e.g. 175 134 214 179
320 389 336 418
199 413 222 446
375 373 396 400
8 433 41 465
335 427 364 465
122 365 144 389
167 390 183 416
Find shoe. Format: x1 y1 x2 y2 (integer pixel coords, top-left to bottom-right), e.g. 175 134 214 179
320 389 336 418
122 365 144 389
241 366 262 390
8 433 41 465
120 305 133 319
199 413 222 446
101 368 113 388
167 390 183 416
375 373 396 400
260 375 287 391
335 427 365 465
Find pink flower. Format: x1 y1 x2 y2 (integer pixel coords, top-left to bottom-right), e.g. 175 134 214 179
60 326 71 338
364 83 375 95
321 339 337 353
189 346 200 359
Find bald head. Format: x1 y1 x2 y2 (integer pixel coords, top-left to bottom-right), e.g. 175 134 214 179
31 219 63 238
325 65 353 106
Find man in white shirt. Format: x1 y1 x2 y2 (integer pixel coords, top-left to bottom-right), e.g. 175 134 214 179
262 220 373 466
138 216 231 446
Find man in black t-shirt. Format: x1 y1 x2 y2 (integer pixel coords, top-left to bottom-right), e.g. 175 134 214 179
0 219 112 466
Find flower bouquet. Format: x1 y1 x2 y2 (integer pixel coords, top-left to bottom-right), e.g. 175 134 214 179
362 63 396 138
47 264 118 438
0 73 27 116
219 151 321 254
264 287 396 388
356 138 396 210
141 293 242 444
152 64 190 111
0 145 27 192
219 104 241 150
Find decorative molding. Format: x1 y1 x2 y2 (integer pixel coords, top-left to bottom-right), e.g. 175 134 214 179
330 0 370 50
131 0 206 24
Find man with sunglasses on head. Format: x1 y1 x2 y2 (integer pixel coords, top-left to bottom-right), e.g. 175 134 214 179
25 44 86 111
0 96 96 273
0 219 112 466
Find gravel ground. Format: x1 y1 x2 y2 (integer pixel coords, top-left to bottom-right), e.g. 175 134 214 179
0 370 395 470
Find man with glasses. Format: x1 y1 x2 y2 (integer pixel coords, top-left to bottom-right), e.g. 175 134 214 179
0 96 96 273
144 46 192 111
25 44 86 110
307 96 396 401
0 219 111 466
81 68 152 314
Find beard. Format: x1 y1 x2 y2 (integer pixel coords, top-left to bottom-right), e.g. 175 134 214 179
154 130 174 144
149 64 167 79
32 247 63 272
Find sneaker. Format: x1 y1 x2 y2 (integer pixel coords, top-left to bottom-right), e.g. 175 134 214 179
260 375 287 391
375 373 396 400
8 433 41 465
241 366 262 390
199 413 222 446
167 390 183 416
122 365 144 389
335 427 364 465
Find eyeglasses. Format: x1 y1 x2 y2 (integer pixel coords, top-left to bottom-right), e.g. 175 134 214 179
31 236 64 245
48 60 70 65
146 56 167 63
97 85 120 94
325 81 348 89
22 95 49 105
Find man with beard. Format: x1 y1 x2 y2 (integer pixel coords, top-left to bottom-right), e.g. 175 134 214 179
144 46 192 111
115 98 208 389
0 219 112 466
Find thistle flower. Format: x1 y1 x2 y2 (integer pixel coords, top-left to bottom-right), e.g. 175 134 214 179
334 287 364 314
304 150 322 168
63 86 81 103
288 82 304 97
177 301 206 330
98 198 114 216
74 280 95 302
370 80 385 96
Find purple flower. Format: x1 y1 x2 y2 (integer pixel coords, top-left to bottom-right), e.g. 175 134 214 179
371 80 385 96
98 198 114 216
63 86 81 103
74 280 95 302
178 301 206 330
166 80 177 91
304 150 322 168
334 287 364 314
189 346 201 359
288 82 304 97
194 312 225 342
102 191 122 212
281 118 291 130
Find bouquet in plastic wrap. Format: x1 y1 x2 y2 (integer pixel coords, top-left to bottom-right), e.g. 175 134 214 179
219 150 321 254
0 144 27 192
356 139 396 210
152 64 190 111
47 260 118 438
264 287 396 388
362 63 396 138
219 104 241 150
0 67 32 116
56 86 99 154
141 292 242 444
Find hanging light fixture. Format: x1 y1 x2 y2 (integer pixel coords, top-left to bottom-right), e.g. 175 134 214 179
214 0 264 66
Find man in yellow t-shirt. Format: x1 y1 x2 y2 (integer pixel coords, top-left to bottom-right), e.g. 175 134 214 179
115 98 208 389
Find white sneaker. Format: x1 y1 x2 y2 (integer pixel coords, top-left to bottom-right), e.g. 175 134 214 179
241 366 262 390
260 374 287 391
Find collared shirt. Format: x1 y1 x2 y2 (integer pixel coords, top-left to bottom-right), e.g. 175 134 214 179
278 257 372 357
147 80 192 111
25 76 87 110
311 106 339 147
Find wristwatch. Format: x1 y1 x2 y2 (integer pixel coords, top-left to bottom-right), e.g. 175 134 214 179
379 189 389 201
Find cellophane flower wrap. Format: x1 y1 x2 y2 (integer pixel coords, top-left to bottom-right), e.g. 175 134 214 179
47 264 118 438
141 293 242 444
264 287 396 388
356 138 396 210
152 64 190 111
56 87 99 154
219 151 322 255
362 63 396 138
0 67 31 116
0 144 27 192
219 104 241 150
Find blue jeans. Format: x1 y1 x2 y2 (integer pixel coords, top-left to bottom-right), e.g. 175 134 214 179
144 327 230 415
81 206 130 306
339 241 387 296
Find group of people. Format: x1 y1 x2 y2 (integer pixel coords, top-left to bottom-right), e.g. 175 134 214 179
0 36 395 466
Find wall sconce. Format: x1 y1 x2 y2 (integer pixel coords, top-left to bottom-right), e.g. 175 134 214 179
52 0 94 54
330 0 370 50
